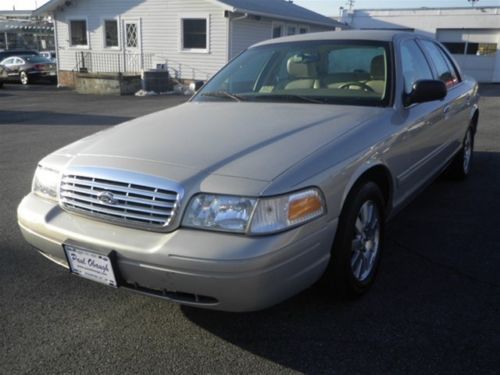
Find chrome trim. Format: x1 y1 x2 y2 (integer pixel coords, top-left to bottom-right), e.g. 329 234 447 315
59 167 183 232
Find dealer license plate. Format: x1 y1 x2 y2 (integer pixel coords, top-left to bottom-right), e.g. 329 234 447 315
64 244 118 287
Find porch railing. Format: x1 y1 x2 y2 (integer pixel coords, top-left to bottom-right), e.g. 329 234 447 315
73 51 213 81
75 51 154 74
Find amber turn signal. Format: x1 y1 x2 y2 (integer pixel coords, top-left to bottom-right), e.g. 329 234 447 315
288 193 324 223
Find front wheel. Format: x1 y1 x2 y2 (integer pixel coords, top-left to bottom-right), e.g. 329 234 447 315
325 181 385 297
446 128 474 180
20 71 29 85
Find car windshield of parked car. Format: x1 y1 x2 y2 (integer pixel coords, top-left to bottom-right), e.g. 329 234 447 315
22 55 52 63
195 40 391 106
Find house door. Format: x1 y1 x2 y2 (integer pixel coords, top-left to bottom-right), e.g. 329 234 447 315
123 20 142 72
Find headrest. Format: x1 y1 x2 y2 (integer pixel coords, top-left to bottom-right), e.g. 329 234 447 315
371 55 385 79
287 53 319 78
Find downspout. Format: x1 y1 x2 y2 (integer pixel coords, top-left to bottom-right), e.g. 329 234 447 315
51 12 62 87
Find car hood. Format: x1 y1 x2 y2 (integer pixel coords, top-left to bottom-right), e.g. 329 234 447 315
58 102 385 183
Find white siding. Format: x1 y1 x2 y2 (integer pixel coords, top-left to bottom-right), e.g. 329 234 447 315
54 0 228 80
229 17 332 59
229 18 273 58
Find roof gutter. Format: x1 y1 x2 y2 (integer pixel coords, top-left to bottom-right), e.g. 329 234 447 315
233 8 340 28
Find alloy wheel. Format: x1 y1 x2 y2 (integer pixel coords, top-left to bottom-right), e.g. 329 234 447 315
351 200 381 282
20 72 28 85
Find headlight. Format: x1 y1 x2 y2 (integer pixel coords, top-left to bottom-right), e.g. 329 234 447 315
249 189 325 234
182 188 325 235
32 165 60 201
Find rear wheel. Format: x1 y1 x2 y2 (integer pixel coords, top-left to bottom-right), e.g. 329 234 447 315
20 71 29 85
325 181 385 297
446 127 474 180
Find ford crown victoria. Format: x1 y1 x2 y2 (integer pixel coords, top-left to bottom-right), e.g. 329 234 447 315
17 31 479 312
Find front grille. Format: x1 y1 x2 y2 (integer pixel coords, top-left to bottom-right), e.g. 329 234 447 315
60 174 179 231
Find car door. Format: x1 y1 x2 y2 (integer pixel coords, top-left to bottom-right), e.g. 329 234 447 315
418 39 471 157
1 57 20 80
387 38 449 205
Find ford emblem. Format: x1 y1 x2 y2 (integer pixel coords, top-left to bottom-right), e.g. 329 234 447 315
97 191 118 205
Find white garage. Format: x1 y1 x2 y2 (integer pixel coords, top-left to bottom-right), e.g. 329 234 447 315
342 6 500 82
437 29 500 82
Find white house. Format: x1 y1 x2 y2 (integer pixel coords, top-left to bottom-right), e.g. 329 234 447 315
35 0 342 87
342 6 500 83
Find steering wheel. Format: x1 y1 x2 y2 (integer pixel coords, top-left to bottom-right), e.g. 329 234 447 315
339 82 375 92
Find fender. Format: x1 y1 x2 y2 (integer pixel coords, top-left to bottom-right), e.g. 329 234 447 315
339 158 395 216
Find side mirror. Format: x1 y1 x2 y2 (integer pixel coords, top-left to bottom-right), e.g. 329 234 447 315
405 80 447 106
189 80 205 92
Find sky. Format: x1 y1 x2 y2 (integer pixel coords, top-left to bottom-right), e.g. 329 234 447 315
2 0 500 14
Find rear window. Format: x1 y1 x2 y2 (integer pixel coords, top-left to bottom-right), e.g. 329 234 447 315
23 55 52 63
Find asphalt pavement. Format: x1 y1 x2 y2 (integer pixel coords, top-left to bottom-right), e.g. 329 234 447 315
1 83 499 374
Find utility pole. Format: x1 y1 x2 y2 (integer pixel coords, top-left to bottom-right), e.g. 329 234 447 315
346 0 355 12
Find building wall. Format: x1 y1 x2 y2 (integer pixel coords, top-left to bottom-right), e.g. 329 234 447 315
53 0 228 82
228 17 332 59
343 7 500 82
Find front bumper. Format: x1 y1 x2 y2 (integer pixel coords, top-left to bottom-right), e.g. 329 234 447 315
18 193 337 312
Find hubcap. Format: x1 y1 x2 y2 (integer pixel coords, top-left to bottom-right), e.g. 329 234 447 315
463 130 472 174
20 73 28 85
351 200 380 282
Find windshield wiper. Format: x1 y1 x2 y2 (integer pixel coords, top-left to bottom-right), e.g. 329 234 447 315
201 90 245 102
252 94 326 104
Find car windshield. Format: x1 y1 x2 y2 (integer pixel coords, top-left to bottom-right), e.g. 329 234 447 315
195 40 391 106
22 55 51 63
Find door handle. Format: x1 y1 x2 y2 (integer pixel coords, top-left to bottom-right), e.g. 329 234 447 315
443 105 451 114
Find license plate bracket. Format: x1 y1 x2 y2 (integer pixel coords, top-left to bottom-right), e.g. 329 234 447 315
63 244 118 288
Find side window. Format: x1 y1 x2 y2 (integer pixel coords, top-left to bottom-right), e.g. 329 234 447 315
400 40 433 94
421 40 459 87
2 57 14 65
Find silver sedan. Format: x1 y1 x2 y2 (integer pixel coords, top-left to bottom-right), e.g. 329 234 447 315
18 30 479 312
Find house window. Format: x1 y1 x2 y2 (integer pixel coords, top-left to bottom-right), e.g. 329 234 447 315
466 42 497 56
182 18 208 51
104 20 119 47
299 26 309 34
287 25 296 36
272 23 283 38
70 20 88 46
442 42 466 55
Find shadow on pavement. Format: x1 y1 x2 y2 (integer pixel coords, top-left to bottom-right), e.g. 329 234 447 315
0 110 131 126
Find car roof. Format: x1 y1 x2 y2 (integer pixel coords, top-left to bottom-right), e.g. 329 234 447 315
252 30 415 48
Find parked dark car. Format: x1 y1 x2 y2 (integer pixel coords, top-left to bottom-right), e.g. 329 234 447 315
0 54 57 85
0 49 39 61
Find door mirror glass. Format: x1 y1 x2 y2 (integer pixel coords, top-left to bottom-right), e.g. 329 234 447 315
405 79 447 106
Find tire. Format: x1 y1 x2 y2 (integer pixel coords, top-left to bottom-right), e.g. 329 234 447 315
20 71 29 85
0 81 3 89
446 127 474 180
325 181 385 298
